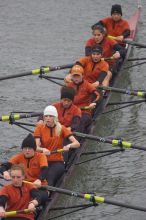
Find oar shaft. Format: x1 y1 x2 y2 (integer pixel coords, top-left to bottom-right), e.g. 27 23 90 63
0 71 33 81
74 132 146 151
98 85 146 98
104 198 146 212
0 64 74 81
108 35 146 48
73 132 112 144
50 149 64 154
45 186 146 212
128 58 146 61
49 64 73 71
5 209 31 217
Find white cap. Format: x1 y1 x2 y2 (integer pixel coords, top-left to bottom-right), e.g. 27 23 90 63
43 105 58 117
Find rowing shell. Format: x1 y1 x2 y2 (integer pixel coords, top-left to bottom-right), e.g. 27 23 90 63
37 3 141 220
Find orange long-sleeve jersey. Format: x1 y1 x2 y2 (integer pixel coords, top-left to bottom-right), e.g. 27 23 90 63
34 124 72 161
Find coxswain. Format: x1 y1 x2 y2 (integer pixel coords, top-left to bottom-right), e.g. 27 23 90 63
92 4 130 43
85 25 126 73
0 164 44 220
37 86 81 132
34 105 80 186
67 65 100 132
0 134 49 187
65 45 111 88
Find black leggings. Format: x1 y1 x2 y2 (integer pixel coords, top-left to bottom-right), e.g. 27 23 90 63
47 161 65 186
79 112 92 133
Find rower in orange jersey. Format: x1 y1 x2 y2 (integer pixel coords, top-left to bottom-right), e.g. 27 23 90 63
85 25 126 73
65 45 111 88
67 65 100 132
0 164 44 220
34 105 80 186
37 86 81 132
92 4 130 43
0 133 49 187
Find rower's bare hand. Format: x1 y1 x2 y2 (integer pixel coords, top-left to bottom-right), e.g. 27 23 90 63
33 179 42 188
0 206 5 217
42 148 51 155
64 74 72 83
92 81 99 88
28 202 36 211
88 103 96 109
3 171 11 180
116 35 124 41
36 120 44 126
112 51 120 59
63 145 71 152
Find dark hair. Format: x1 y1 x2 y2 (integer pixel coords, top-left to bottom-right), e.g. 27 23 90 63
61 86 76 101
91 45 103 54
92 25 106 34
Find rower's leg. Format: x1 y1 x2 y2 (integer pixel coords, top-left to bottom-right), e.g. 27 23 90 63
47 161 65 186
79 113 92 133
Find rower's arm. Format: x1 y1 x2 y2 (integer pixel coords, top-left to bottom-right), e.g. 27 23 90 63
113 44 126 59
71 116 81 132
68 135 80 149
35 138 45 152
0 162 12 174
122 29 130 38
39 166 49 181
0 195 8 208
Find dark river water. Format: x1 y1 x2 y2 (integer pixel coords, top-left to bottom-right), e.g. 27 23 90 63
0 0 146 219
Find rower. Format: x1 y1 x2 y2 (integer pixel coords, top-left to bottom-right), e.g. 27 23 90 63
0 133 49 187
65 45 111 88
34 105 80 186
37 86 81 132
92 4 130 44
67 65 100 133
0 164 44 220
85 25 126 73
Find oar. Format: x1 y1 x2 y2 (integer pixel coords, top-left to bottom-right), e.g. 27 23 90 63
101 56 115 61
0 112 42 122
128 57 146 61
0 64 74 81
5 209 32 217
50 149 65 154
124 61 146 69
73 132 146 151
43 185 146 212
108 35 146 48
97 85 146 98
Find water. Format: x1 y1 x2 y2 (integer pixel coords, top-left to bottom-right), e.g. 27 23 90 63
0 0 146 219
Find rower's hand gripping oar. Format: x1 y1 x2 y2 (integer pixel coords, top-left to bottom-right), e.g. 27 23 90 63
108 35 146 48
97 85 146 99
0 64 74 81
73 132 146 151
43 185 146 212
